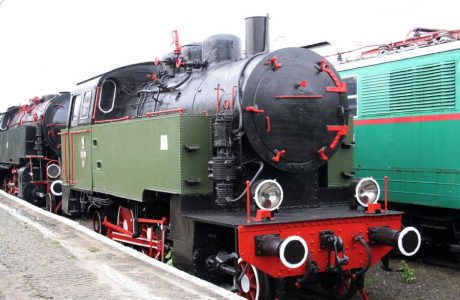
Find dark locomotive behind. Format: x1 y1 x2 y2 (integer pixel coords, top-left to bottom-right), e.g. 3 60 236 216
0 16 422 300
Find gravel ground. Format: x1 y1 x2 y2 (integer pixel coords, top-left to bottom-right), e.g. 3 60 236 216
356 257 460 300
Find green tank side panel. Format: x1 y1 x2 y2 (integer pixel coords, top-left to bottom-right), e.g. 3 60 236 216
89 115 211 201
71 126 92 190
328 117 354 187
355 121 460 210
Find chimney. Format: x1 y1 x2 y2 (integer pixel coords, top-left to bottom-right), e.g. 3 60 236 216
245 15 269 55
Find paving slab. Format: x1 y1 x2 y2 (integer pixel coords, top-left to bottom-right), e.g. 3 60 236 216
0 191 241 300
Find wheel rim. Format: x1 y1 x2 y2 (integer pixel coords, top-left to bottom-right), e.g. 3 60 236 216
236 259 260 300
7 177 17 195
117 206 133 232
337 271 353 296
92 210 102 233
324 270 361 299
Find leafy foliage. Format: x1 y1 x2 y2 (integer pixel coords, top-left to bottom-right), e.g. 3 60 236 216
400 260 416 284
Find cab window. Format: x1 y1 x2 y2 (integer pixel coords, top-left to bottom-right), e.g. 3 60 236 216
80 91 92 119
99 79 116 113
71 94 82 127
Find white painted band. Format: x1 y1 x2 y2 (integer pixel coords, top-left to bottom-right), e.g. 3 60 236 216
50 180 63 196
279 235 308 269
397 226 421 257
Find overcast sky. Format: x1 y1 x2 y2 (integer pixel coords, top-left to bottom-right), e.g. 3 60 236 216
0 0 457 111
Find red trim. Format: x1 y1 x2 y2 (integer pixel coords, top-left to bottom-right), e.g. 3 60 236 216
103 217 133 236
175 58 183 69
318 147 328 161
47 123 66 127
172 30 181 55
265 56 282 70
94 116 131 124
246 106 265 113
103 216 168 261
275 95 324 99
145 108 184 117
272 149 285 162
365 202 382 214
319 58 347 93
384 176 389 212
147 74 159 81
137 217 168 225
246 180 251 224
60 132 68 183
354 113 460 125
254 209 274 222
92 86 101 120
238 214 401 278
361 29 460 57
265 116 271 133
359 288 370 300
215 86 223 113
327 125 348 150
54 199 62 214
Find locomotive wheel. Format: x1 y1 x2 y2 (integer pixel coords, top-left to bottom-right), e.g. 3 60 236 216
92 209 107 235
236 259 273 300
117 206 134 233
324 270 363 300
7 177 18 196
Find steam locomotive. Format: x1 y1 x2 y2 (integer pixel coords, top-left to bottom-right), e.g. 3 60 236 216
0 17 421 299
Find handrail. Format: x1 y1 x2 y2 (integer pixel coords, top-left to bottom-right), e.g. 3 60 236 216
145 108 184 117
94 116 131 124
58 132 69 183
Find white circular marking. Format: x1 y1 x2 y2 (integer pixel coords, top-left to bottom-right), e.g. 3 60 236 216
46 163 61 179
397 226 421 256
279 235 308 269
50 180 62 196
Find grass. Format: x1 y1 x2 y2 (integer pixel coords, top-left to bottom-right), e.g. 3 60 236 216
88 246 99 253
400 260 416 283
51 240 61 248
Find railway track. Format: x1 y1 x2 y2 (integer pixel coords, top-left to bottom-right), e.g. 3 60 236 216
418 252 460 271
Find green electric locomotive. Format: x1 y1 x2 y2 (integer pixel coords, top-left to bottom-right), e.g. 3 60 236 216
336 28 460 255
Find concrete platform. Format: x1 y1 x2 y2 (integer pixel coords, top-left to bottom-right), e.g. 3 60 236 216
0 191 241 300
